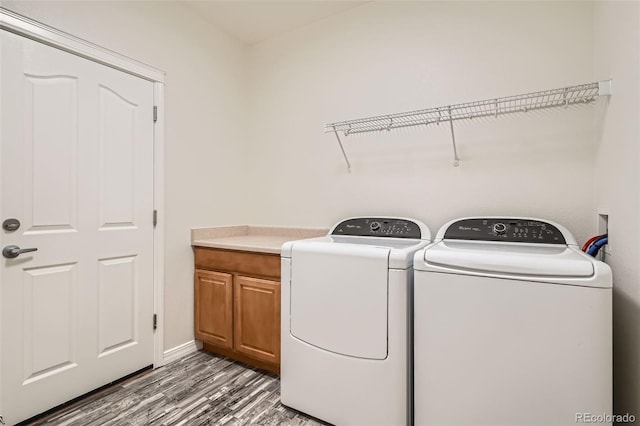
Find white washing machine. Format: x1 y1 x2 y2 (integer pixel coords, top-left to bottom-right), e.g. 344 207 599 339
281 217 431 426
413 217 612 426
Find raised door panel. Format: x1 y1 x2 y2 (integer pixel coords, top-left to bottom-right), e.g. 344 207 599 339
24 75 78 234
98 85 136 229
22 263 78 384
234 276 280 364
97 256 138 357
195 269 233 349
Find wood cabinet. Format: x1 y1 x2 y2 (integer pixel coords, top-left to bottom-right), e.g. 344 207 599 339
194 270 233 349
234 276 280 364
193 246 281 373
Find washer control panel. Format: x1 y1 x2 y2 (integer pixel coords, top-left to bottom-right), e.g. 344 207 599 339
332 217 422 239
443 218 566 244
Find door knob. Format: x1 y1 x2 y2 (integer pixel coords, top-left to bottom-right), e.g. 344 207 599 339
2 245 38 259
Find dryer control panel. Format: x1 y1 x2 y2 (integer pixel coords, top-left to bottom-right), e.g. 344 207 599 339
443 218 566 244
332 217 422 239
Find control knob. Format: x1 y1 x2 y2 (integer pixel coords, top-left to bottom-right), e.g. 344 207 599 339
370 221 381 232
493 222 507 235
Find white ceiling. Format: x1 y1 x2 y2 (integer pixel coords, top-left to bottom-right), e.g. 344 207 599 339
182 1 368 45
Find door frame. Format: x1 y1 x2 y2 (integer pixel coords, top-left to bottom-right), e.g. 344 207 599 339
0 7 167 411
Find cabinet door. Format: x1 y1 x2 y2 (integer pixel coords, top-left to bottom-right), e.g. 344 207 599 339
234 276 281 364
194 269 233 349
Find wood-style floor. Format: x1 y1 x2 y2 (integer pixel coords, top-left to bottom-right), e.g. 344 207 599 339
22 351 326 426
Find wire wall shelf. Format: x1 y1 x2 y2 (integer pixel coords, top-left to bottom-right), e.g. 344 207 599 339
325 80 612 171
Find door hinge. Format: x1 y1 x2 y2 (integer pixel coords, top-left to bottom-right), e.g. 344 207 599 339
153 314 157 331
153 210 157 227
153 105 158 123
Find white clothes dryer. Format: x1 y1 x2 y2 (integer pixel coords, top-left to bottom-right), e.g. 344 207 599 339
281 217 431 426
413 217 612 426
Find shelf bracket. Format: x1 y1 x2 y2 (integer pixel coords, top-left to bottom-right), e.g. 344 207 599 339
332 126 351 172
598 79 613 96
447 107 460 167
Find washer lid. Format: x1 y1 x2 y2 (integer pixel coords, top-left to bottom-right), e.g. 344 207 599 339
421 240 594 277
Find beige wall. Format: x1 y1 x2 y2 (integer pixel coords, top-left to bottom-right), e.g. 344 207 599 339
593 0 640 418
247 1 597 244
1 0 251 350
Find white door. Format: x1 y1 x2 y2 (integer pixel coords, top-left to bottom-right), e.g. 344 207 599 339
0 30 155 425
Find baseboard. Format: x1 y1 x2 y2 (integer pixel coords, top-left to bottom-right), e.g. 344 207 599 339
163 340 202 365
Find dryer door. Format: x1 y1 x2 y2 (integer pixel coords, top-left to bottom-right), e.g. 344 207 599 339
289 241 390 359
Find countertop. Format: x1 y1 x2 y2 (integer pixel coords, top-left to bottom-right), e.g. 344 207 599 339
191 225 328 254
